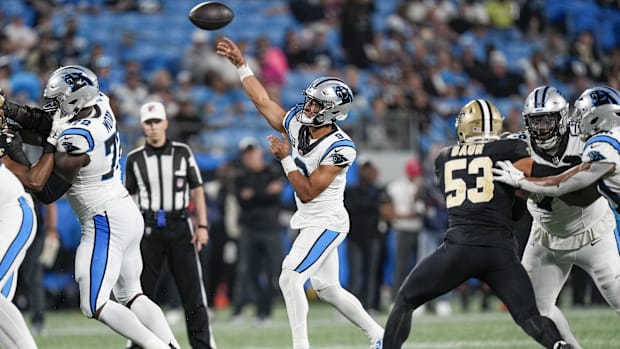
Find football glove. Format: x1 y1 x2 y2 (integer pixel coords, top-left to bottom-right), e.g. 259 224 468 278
492 160 525 188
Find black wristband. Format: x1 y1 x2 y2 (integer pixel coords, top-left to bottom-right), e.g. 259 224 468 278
198 224 209 230
42 141 56 153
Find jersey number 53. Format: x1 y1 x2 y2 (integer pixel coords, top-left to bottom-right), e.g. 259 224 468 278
444 156 494 208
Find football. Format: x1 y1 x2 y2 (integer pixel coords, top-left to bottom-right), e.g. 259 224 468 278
188 2 234 31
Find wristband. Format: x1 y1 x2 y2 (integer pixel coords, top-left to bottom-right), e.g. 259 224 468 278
237 63 254 82
198 224 209 230
280 156 297 175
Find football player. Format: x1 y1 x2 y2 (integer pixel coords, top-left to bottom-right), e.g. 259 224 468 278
505 86 620 349
0 66 179 349
216 38 385 349
0 155 37 348
382 99 572 349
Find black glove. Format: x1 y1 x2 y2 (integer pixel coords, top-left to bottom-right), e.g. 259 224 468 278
0 132 32 166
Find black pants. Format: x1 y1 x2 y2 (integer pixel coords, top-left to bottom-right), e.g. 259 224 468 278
141 218 214 349
347 237 383 310
232 227 282 318
384 241 564 349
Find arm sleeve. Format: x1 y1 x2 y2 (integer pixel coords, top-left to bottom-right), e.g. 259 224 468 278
33 170 72 204
519 162 614 196
531 162 574 177
3 101 53 144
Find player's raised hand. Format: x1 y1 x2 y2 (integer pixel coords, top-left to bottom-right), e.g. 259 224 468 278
492 160 525 188
268 133 290 160
215 37 245 67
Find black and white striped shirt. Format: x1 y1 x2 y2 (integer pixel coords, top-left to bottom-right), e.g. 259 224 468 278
124 140 202 214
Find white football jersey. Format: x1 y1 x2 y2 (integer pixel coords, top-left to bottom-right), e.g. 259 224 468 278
55 93 127 220
582 127 620 211
283 104 356 232
0 162 26 203
512 131 612 242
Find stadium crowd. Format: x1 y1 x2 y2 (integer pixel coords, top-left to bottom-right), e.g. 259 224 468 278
1 0 619 327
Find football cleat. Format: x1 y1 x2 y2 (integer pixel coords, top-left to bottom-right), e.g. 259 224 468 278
553 340 574 349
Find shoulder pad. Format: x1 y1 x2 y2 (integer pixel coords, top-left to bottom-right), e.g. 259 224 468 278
57 127 95 154
582 134 620 163
320 139 356 166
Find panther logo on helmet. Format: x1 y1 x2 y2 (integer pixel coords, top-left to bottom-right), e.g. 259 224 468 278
574 86 620 141
44 65 100 120
297 77 354 127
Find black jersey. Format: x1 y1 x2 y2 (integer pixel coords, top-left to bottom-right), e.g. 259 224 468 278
435 138 530 249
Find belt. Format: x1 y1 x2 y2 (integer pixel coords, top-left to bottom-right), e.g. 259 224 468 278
142 209 189 221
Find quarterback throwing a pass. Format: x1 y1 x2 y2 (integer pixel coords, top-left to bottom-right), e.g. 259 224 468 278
217 37 385 349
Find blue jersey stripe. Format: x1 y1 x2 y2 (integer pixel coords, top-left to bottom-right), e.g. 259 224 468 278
320 139 356 162
0 197 34 282
294 230 340 273
1 272 13 297
584 135 620 155
90 214 111 315
60 128 95 152
597 179 620 214
614 226 620 255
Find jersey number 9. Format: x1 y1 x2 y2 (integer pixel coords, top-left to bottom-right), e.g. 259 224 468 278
444 157 494 208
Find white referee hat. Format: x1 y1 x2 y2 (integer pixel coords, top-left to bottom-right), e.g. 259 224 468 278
140 101 166 123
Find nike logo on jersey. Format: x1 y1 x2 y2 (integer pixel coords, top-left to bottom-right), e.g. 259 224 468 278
590 238 601 246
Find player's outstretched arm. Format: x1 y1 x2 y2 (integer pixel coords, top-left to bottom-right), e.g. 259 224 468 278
494 160 613 197
216 37 286 132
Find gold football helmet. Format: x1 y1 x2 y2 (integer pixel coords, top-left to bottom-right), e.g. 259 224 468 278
455 99 503 143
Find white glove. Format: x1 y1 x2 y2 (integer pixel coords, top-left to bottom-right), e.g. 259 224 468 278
39 235 60 268
47 117 69 147
492 160 525 188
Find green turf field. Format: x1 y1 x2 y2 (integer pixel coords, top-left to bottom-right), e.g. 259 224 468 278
32 302 618 348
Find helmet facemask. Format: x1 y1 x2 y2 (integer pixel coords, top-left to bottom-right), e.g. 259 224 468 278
525 112 565 150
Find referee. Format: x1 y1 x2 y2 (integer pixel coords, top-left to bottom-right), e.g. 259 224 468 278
125 101 216 349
